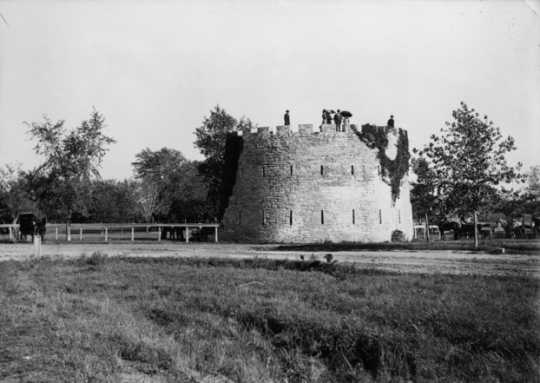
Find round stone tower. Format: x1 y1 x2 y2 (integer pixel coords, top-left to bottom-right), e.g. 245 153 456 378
221 123 413 243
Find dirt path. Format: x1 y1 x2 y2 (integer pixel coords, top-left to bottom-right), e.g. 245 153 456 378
0 242 538 277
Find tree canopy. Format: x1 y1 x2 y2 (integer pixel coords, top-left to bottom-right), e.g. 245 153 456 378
194 106 253 218
132 147 207 222
412 102 523 223
24 109 115 220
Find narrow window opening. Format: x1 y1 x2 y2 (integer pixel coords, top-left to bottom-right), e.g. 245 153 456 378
321 210 325 225
262 210 266 226
320 165 324 175
352 209 355 224
289 210 293 225
351 165 355 175
262 166 266 177
378 209 382 224
290 165 293 176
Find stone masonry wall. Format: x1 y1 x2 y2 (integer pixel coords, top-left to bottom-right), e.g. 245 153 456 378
221 124 413 243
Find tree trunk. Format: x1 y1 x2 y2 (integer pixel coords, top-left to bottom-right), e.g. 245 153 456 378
473 210 479 249
425 213 430 242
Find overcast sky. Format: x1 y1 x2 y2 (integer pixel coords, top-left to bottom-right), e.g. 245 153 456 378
0 0 539 179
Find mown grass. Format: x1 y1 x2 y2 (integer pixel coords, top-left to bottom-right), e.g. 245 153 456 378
0 254 539 382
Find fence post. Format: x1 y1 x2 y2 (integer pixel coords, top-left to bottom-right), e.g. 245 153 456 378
157 226 161 242
67 224 71 242
185 226 189 243
55 227 58 241
8 226 13 242
79 227 83 241
131 227 135 241
33 235 41 257
104 226 108 242
214 226 218 243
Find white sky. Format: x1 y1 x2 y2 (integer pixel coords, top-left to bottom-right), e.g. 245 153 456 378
0 0 539 179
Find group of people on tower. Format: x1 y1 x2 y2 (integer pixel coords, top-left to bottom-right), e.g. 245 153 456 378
283 109 396 130
321 109 353 132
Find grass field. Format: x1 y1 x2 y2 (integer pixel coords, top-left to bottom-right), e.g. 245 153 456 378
276 238 540 255
0 254 539 382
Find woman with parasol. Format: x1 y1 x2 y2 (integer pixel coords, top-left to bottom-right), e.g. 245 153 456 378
340 110 353 131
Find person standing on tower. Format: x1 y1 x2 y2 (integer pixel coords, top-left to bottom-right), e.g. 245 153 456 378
284 110 290 126
334 109 342 131
387 115 395 128
321 109 327 125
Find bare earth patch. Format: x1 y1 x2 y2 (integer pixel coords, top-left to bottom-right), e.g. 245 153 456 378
0 242 538 277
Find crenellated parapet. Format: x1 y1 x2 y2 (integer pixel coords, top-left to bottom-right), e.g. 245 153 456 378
236 123 407 140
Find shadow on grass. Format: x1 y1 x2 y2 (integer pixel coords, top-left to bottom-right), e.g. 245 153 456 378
272 239 540 254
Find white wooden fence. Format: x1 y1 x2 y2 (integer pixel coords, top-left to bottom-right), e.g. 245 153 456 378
0 223 220 243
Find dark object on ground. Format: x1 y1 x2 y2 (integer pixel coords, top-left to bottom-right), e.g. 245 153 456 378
391 230 405 242
15 212 47 242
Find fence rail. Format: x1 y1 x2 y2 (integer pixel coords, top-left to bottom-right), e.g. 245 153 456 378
0 222 220 243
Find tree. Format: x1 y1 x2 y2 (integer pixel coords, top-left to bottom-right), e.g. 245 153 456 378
0 164 35 221
410 157 441 241
24 109 115 221
88 180 142 223
132 147 208 222
132 148 187 221
414 102 523 247
194 106 253 218
527 165 540 198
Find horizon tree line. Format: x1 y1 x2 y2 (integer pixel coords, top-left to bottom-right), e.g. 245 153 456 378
0 104 538 239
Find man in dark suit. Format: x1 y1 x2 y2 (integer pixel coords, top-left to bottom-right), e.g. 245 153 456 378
387 115 395 127
284 110 290 126
334 109 342 131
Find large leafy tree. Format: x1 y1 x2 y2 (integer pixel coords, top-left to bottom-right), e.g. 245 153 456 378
88 179 142 223
132 148 187 222
132 147 207 222
24 109 115 221
413 102 523 246
194 106 252 218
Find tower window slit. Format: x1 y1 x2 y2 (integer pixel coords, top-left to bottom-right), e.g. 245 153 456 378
352 209 355 224
378 209 382 224
289 210 293 225
320 165 324 175
321 210 324 225
262 166 265 177
290 165 293 176
351 165 354 175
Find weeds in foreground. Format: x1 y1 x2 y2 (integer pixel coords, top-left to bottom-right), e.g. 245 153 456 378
0 256 538 382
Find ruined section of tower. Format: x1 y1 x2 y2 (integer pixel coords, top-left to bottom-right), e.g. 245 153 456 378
221 123 413 243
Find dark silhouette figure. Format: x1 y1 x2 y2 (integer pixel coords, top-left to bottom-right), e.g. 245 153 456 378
340 110 352 131
321 109 327 125
326 110 333 124
387 115 395 128
334 109 342 131
284 110 290 126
